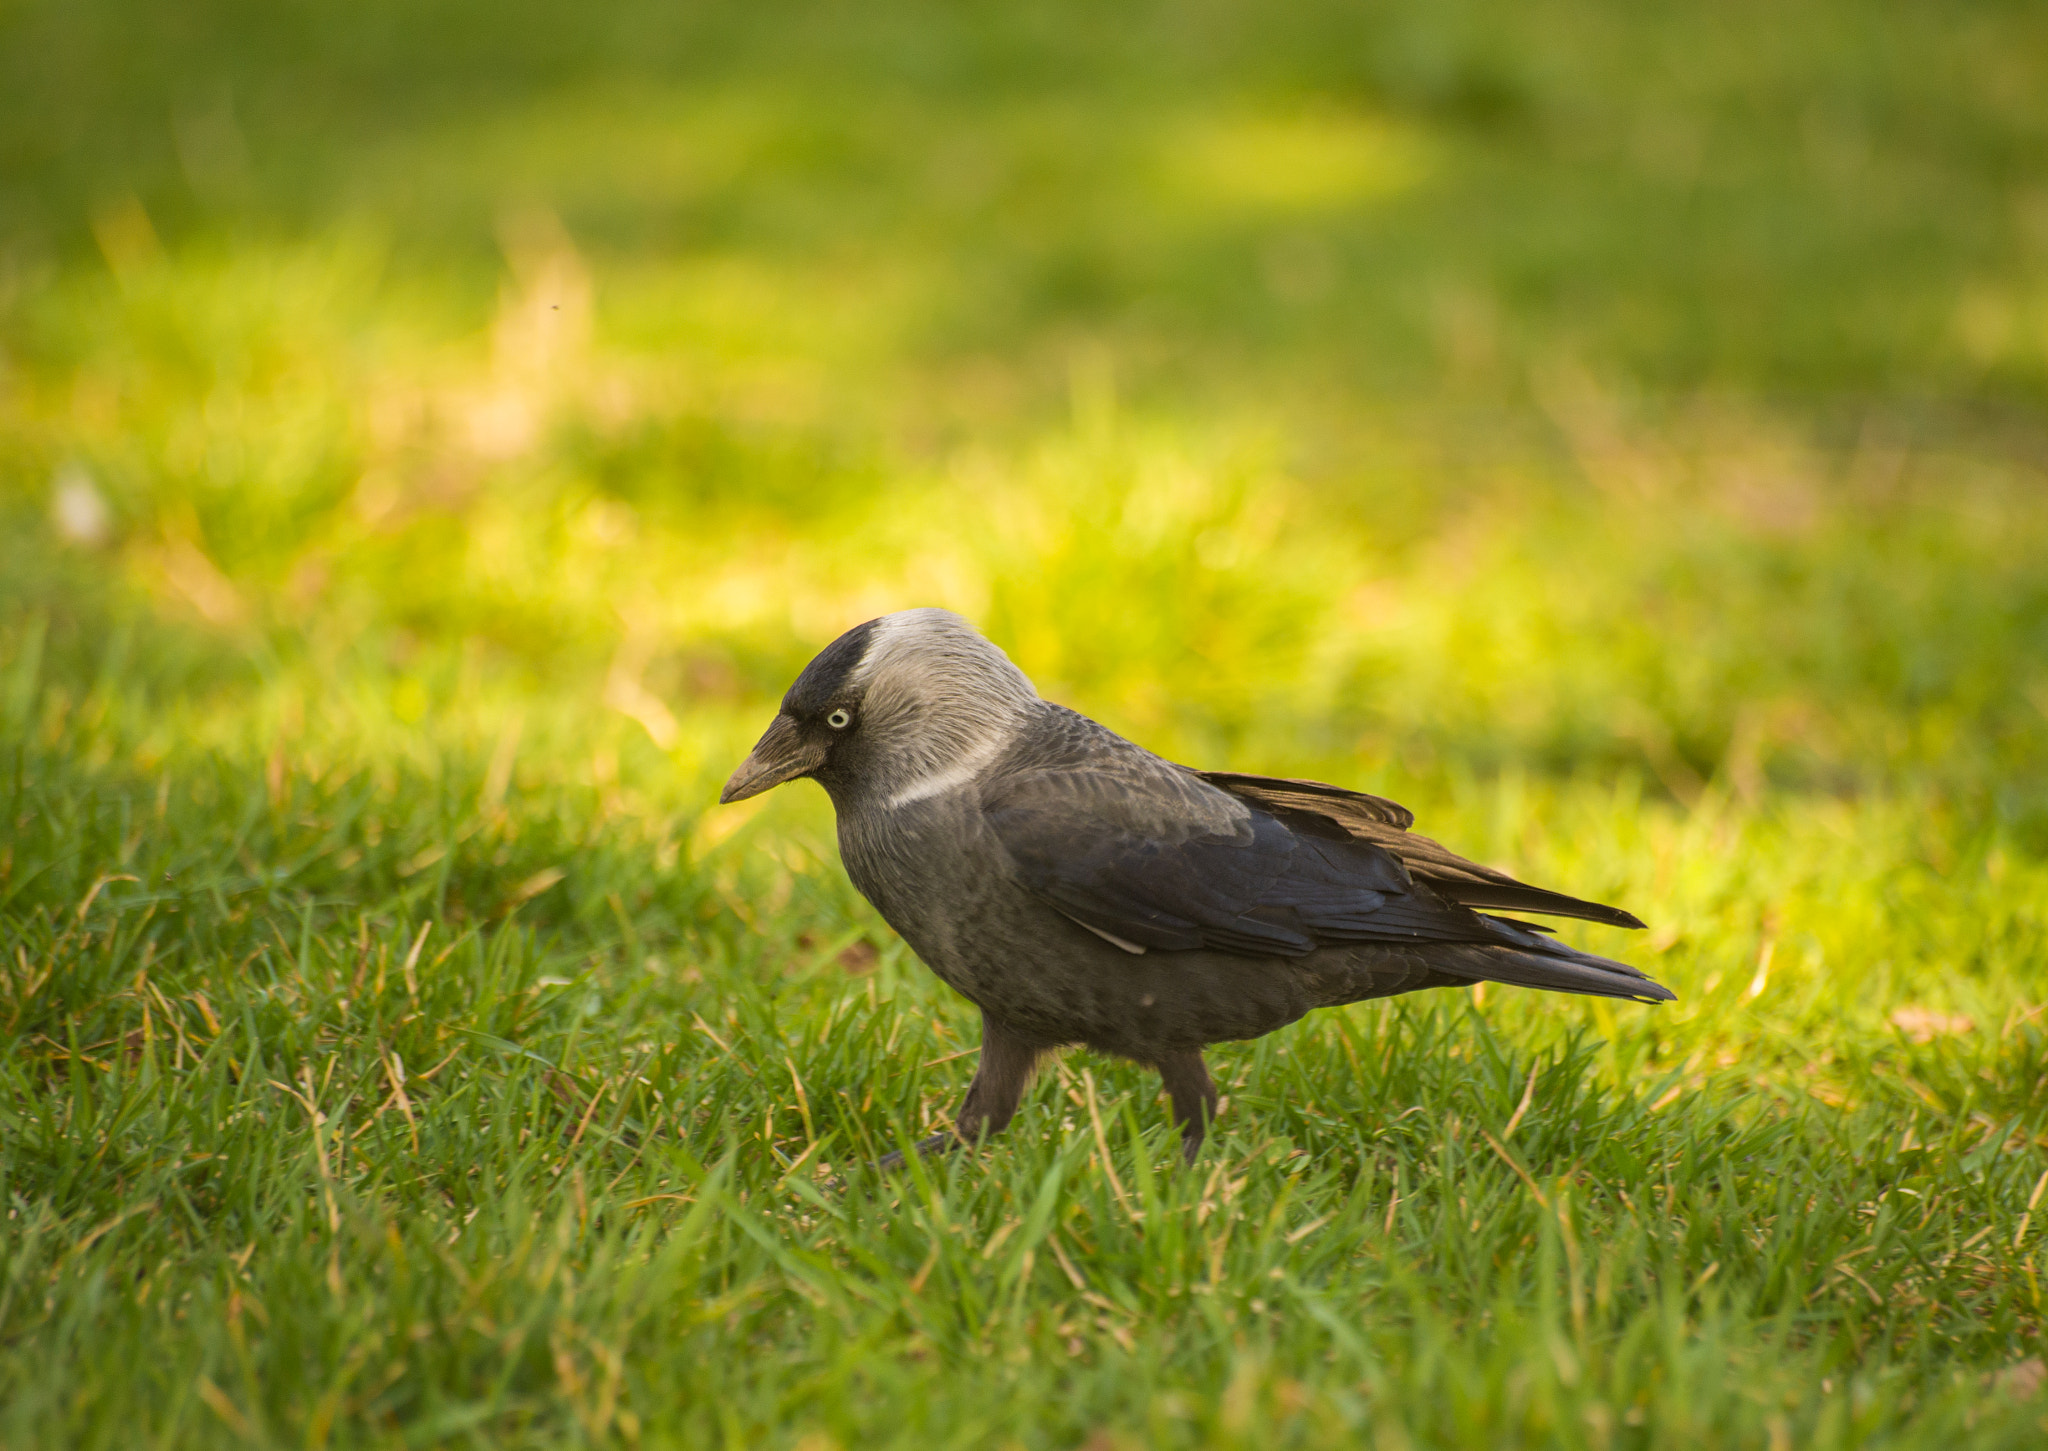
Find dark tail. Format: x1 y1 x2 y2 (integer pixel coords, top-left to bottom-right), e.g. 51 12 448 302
1447 916 1676 1004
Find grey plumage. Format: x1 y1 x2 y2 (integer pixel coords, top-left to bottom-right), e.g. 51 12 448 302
721 607 1672 1164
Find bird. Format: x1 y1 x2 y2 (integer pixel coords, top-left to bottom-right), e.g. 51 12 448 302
720 608 1671 1165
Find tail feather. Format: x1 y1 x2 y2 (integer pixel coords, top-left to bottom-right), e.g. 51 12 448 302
1445 932 1676 1005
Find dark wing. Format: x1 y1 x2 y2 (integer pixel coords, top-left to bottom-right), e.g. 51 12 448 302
986 758 1625 961
1199 771 1646 931
985 763 1428 958
982 750 1672 1004
1197 771 1415 830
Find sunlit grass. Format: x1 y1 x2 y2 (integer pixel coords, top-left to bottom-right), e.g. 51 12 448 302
4 671 2047 1446
6 0 2048 1445
6 373 2048 1446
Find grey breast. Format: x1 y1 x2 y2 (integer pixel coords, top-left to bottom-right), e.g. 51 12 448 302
835 782 1019 1000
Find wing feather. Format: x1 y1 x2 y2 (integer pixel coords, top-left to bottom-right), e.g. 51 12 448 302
1200 770 1645 930
988 762 1552 959
976 733 1667 1003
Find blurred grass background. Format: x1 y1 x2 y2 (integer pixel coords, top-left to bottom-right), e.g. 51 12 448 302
4 1 2048 1446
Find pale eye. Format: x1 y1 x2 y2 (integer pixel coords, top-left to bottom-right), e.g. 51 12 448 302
826 708 853 730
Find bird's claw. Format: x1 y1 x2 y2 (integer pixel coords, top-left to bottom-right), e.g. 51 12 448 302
870 1131 958 1172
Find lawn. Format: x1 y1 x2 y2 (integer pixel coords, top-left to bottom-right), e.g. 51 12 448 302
4 1 2048 1445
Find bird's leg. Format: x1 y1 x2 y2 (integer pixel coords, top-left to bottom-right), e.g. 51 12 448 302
1156 1050 1219 1164
954 1015 1044 1146
873 1013 1045 1169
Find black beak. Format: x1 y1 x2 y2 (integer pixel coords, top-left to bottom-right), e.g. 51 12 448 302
719 714 828 804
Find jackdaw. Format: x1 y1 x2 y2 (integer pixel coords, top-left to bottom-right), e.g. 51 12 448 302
721 608 1670 1164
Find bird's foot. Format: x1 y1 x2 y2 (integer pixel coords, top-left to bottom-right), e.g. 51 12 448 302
871 1131 958 1171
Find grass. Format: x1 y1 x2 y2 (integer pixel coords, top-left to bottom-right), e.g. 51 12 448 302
4 0 2048 1445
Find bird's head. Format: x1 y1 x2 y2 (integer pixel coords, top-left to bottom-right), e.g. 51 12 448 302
719 608 1038 808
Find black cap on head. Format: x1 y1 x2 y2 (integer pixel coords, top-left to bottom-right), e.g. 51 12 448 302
781 618 879 718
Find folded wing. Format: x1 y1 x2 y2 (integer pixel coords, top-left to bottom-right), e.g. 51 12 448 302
1199 771 1646 930
984 756 1668 1002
